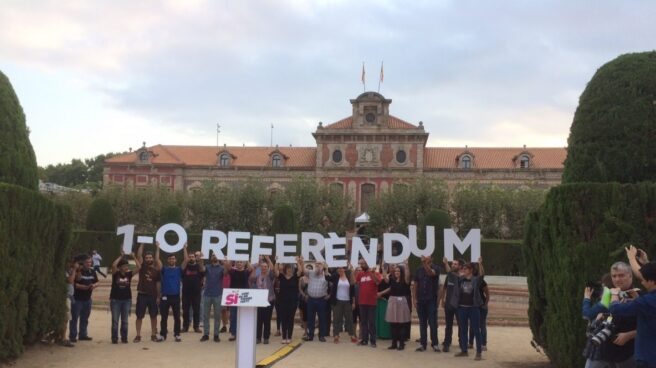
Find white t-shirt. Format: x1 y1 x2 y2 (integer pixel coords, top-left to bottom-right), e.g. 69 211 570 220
336 278 350 301
92 254 102 267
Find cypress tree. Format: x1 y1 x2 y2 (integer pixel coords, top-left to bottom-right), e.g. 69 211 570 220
563 51 656 183
0 71 39 190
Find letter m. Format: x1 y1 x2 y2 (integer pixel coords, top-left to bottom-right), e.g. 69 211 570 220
444 229 481 262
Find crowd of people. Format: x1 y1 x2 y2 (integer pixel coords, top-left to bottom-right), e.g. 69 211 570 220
581 246 656 368
59 243 490 361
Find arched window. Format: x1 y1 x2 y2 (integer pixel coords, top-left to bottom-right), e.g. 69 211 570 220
272 154 282 167
219 153 230 167
460 154 472 169
519 155 530 169
360 183 375 212
139 151 148 162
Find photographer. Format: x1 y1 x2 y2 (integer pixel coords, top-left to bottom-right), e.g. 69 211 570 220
609 248 656 368
583 262 637 368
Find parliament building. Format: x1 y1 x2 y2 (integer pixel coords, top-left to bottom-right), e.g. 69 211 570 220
104 92 567 212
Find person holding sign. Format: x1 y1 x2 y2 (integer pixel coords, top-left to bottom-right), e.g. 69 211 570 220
355 258 381 347
109 251 136 344
329 263 357 344
134 242 162 343
413 256 441 352
252 256 275 344
70 255 98 342
302 261 331 342
378 260 411 351
157 243 190 342
200 253 225 342
450 258 485 361
227 260 255 341
274 257 304 344
182 250 205 333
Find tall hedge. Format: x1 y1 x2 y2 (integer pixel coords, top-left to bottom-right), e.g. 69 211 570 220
0 71 38 190
523 183 656 368
563 51 656 183
85 197 116 231
0 184 72 360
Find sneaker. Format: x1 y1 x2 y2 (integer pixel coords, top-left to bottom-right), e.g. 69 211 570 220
482 345 487 351
442 345 450 352
351 336 358 343
454 351 468 357
194 328 202 334
69 338 77 343
475 353 482 361
111 338 118 344
256 339 262 344
174 335 181 342
263 339 269 344
200 335 209 342
133 336 141 343
220 326 227 333
79 336 93 341
431 345 441 353
229 335 236 341
398 344 405 351
155 335 165 342
214 335 220 342
387 345 398 350
358 341 368 346
415 346 426 352
302 336 313 342
370 343 377 348
181 328 189 334
318 337 326 342
121 338 128 344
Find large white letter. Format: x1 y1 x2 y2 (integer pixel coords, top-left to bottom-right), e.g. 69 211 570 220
324 233 347 268
275 234 298 263
117 224 135 254
227 231 250 261
350 236 377 268
444 228 481 262
200 230 227 260
251 235 274 264
155 223 188 253
409 225 435 258
383 232 411 264
301 232 325 263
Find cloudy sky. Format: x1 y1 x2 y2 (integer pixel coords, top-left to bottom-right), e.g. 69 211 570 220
1 0 654 166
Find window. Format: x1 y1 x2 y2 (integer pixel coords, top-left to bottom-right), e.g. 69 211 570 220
139 151 148 161
329 182 344 194
360 183 375 212
519 155 530 169
272 154 282 167
219 153 230 167
332 149 342 163
396 150 407 164
365 113 376 124
461 155 472 169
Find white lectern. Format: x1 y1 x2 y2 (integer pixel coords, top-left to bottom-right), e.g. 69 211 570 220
222 289 270 368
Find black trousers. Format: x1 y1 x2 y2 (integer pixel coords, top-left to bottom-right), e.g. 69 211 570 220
182 290 201 330
278 301 297 340
443 306 459 348
257 305 274 340
390 322 407 347
160 294 181 338
359 305 376 344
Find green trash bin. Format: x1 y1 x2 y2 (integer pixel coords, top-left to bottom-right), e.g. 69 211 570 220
376 298 391 339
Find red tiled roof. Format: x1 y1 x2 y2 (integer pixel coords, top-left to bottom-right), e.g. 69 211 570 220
323 115 418 129
424 147 566 169
106 145 316 168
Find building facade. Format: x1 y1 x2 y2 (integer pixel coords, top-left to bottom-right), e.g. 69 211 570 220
104 92 567 212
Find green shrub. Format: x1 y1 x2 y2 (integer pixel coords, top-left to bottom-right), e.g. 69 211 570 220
523 183 656 368
0 71 38 190
563 51 656 183
0 184 72 360
85 197 116 231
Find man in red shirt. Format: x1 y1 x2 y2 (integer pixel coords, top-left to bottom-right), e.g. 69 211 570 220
355 258 380 347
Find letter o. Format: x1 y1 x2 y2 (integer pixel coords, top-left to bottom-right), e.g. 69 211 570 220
155 223 188 253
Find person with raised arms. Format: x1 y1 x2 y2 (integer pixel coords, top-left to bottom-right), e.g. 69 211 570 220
181 249 205 333
227 259 255 341
329 262 357 344
200 252 225 342
251 256 275 344
413 255 441 352
355 258 381 347
70 255 98 342
109 250 136 344
134 242 161 343
157 243 189 342
274 256 304 344
378 260 412 351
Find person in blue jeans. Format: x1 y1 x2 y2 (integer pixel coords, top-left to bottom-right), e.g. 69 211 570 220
301 261 331 342
449 258 485 361
158 243 190 342
468 273 489 351
109 251 136 343
70 255 98 342
413 256 441 352
200 253 224 342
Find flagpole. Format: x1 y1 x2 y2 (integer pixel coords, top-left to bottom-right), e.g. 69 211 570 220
378 61 383 93
362 62 366 92
216 123 221 148
270 123 274 147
